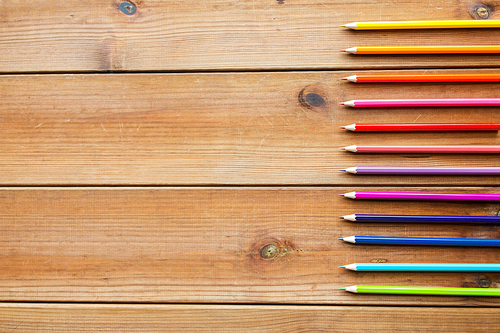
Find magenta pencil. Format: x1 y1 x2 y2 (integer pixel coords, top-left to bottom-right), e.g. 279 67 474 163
340 191 500 201
341 145 500 154
339 99 500 107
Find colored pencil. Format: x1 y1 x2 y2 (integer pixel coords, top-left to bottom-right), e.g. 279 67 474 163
341 45 500 54
340 285 500 296
340 214 500 223
340 145 500 153
339 263 500 272
338 236 500 246
339 98 500 107
341 74 500 83
340 191 500 201
340 123 500 131
340 20 500 30
340 167 500 175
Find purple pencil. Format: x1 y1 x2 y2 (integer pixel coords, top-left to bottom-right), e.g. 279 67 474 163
341 167 500 175
340 191 500 201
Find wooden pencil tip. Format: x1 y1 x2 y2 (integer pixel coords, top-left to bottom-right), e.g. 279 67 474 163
339 287 346 290
340 77 347 80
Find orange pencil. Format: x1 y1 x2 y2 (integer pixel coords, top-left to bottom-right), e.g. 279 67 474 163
341 74 500 83
342 45 500 54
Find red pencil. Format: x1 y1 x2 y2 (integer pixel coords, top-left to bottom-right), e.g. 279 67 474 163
340 145 500 153
340 123 500 132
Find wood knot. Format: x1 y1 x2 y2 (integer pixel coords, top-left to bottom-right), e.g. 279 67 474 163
251 239 296 261
370 258 388 263
260 244 279 259
478 275 493 288
119 1 137 15
277 0 285 4
470 4 492 19
298 86 328 110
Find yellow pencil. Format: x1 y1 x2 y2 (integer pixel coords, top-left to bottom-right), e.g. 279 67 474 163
340 20 500 30
342 45 500 54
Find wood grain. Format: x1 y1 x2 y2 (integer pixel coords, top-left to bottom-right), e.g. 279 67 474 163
1 0 500 72
1 187 500 305
0 303 499 332
1 70 499 185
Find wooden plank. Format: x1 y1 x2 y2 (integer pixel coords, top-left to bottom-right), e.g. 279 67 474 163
1 70 499 185
1 187 500 305
1 0 500 72
0 304 499 332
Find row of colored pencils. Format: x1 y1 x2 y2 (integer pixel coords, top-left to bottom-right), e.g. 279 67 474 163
338 20 500 297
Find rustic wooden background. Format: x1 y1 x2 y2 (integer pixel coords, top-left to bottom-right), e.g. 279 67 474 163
1 0 500 331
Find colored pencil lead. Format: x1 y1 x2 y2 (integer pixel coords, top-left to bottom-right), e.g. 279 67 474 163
340 77 347 80
340 50 346 52
338 102 345 105
339 25 346 27
338 238 344 240
339 126 346 129
339 288 346 290
338 216 345 219
339 147 346 150
339 169 346 171
339 266 346 268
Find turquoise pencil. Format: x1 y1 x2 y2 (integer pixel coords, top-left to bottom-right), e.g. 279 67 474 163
339 263 500 272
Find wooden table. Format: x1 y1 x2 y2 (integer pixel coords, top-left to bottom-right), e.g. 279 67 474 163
1 0 500 331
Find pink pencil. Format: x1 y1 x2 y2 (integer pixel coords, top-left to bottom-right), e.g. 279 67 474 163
341 145 500 153
339 99 500 107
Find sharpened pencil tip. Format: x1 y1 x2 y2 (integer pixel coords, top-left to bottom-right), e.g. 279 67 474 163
339 126 345 129
339 169 346 172
339 287 346 290
339 266 346 269
340 50 346 52
339 25 346 27
338 102 345 105
338 216 344 219
339 147 345 150
340 77 347 80
338 194 344 196
337 238 344 240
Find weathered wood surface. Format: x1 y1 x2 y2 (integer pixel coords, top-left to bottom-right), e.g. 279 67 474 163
1 0 500 72
0 303 499 332
1 69 499 186
1 187 499 305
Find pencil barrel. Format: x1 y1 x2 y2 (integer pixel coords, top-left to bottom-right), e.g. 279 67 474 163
354 286 500 296
352 214 500 223
354 74 500 83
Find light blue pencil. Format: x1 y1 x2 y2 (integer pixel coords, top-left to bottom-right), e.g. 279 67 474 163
339 263 500 272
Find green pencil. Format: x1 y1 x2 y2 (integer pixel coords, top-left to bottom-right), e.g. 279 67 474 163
340 285 500 296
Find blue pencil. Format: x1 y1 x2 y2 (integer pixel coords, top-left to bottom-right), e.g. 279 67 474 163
339 263 500 272
340 214 500 223
339 236 500 247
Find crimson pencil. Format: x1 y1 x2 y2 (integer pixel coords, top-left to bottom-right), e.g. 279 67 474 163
341 74 500 83
340 145 500 153
340 123 500 132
